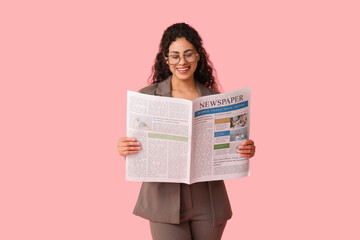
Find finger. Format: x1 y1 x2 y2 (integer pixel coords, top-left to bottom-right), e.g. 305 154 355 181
121 150 139 157
238 145 255 150
239 151 254 156
125 141 141 147
242 139 254 145
119 146 142 151
119 137 138 143
237 149 254 154
118 141 141 148
240 153 254 158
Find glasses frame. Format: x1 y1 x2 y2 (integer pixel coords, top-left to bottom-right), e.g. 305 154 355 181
166 52 199 65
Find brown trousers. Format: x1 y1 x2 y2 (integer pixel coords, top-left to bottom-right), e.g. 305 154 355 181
149 182 227 240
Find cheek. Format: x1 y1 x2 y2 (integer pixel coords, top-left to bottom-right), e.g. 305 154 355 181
168 65 175 74
191 62 198 72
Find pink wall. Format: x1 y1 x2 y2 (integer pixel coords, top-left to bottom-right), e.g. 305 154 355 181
1 0 359 239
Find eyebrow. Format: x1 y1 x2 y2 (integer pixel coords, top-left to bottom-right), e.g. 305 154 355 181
169 49 194 54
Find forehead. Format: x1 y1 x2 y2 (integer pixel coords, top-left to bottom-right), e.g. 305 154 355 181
168 37 196 52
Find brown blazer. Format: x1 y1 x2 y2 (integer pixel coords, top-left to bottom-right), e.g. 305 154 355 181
132 76 233 226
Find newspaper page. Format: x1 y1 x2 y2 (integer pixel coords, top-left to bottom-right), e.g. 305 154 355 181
126 91 193 183
125 87 250 184
190 87 250 184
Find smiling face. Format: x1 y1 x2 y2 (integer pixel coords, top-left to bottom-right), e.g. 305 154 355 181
166 37 200 83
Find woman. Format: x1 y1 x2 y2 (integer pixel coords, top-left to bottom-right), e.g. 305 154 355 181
118 23 256 240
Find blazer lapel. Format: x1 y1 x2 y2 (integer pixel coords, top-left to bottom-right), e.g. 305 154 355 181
154 76 172 97
195 81 219 97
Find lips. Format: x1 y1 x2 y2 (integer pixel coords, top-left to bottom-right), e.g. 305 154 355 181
176 66 190 74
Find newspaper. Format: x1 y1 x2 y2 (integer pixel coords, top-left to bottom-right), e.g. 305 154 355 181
126 87 250 184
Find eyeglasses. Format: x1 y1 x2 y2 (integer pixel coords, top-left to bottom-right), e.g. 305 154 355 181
166 52 199 65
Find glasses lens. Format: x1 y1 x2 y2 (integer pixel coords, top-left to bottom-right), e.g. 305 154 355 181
168 55 179 65
167 53 197 65
185 53 196 63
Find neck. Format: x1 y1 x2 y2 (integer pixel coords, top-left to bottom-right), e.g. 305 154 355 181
171 75 197 92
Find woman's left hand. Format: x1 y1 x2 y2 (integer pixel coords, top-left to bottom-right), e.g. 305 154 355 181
237 139 256 159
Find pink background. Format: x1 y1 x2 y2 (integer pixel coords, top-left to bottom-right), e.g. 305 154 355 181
1 0 359 239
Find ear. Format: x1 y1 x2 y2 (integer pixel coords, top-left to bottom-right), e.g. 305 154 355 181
163 53 169 65
196 53 200 62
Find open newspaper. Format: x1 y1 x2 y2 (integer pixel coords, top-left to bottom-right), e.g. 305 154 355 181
126 87 250 184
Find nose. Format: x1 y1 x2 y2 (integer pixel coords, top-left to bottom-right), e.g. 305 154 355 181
178 56 186 65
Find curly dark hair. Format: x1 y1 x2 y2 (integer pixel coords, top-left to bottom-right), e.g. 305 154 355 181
149 23 219 91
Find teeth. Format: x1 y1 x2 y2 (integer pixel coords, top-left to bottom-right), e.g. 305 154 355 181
178 67 189 71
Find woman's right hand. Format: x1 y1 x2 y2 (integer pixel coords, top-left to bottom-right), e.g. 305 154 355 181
117 137 142 157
